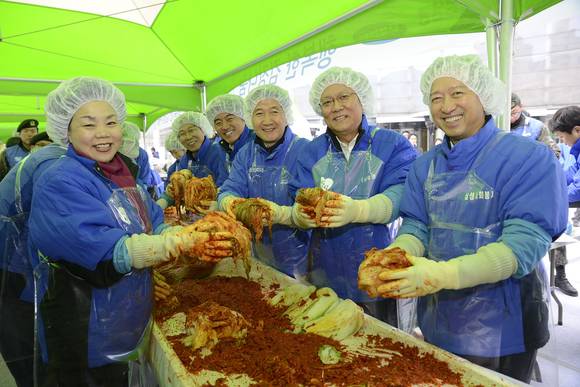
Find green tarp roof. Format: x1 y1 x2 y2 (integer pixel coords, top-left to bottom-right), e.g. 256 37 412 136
0 0 562 140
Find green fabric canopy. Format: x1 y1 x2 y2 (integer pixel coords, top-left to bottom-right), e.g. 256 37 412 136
0 0 561 141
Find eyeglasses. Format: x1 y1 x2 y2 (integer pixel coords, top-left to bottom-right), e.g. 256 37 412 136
319 92 356 110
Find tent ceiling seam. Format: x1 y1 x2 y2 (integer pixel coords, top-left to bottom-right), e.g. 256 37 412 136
3 0 173 39
3 41 188 82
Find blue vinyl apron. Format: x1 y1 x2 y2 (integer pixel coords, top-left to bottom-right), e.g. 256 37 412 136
248 137 309 278
309 129 391 302
35 185 154 371
420 132 537 357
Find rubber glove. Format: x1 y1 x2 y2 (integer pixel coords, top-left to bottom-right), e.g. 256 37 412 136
388 234 426 258
291 202 317 229
377 242 518 298
156 198 169 210
125 228 236 268
153 270 171 301
196 200 217 215
219 195 239 217
263 200 293 226
321 193 393 228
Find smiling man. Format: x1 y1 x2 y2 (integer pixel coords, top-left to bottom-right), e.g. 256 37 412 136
288 67 417 327
373 55 567 382
205 94 255 173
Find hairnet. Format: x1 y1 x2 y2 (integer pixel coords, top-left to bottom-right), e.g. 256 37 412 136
420 55 507 116
171 111 214 139
45 77 126 146
119 121 141 159
206 94 245 126
164 132 185 151
309 67 375 116
244 85 294 125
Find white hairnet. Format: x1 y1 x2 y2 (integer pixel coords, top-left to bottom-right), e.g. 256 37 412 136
171 111 214 139
206 94 245 126
244 85 294 125
309 66 375 116
45 77 126 146
420 55 507 116
119 121 141 159
164 132 185 151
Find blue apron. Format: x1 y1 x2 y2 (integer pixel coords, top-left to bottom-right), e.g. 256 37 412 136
309 129 391 302
35 185 153 368
184 157 213 179
248 137 309 277
420 132 530 357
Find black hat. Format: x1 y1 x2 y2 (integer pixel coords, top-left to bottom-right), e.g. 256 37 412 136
30 132 52 146
17 119 39 133
511 93 521 108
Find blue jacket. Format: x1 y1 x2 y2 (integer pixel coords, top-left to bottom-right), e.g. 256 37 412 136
218 127 310 276
399 118 567 356
400 119 567 274
510 115 544 141
216 126 255 172
169 137 228 186
4 143 29 170
0 144 67 302
29 145 164 367
135 147 163 198
288 116 417 301
566 139 580 203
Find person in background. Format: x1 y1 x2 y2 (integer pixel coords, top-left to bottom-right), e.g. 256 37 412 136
0 129 66 387
29 132 53 152
0 120 39 180
511 93 557 149
119 122 163 199
150 146 159 159
401 130 411 140
163 132 185 183
289 67 417 326
409 133 423 154
549 105 580 297
374 55 567 382
28 77 236 386
205 94 255 173
219 85 310 277
156 112 227 210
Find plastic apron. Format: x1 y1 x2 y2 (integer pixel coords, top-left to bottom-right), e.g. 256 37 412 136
0 157 35 386
248 137 309 278
420 132 549 358
34 185 154 386
309 130 396 309
184 156 213 179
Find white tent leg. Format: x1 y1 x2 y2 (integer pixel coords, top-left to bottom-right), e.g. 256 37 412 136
486 19 499 78
195 81 207 113
497 0 516 131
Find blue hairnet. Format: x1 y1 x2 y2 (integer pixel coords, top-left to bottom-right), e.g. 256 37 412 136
244 85 294 125
206 94 245 126
45 77 126 146
171 111 214 139
420 55 507 116
119 122 141 159
309 67 375 116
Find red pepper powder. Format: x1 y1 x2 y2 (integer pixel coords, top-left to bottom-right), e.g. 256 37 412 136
155 277 464 386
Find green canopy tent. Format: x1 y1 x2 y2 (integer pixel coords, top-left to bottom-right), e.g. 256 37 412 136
0 0 562 142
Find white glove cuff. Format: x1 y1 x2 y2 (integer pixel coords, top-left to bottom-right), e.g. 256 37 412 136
126 234 167 269
454 242 517 289
390 234 426 257
353 194 392 224
275 205 293 226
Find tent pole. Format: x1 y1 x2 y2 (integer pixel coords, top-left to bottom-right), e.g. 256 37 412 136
497 0 516 131
195 81 207 113
485 19 499 78
141 113 147 147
